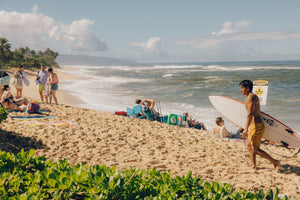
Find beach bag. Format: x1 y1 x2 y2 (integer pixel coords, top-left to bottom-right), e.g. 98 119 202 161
167 114 178 125
25 101 40 114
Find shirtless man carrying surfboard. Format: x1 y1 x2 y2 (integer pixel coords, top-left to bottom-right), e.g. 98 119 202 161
239 80 280 170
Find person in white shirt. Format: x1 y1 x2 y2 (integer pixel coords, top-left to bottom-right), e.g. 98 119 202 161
212 117 244 138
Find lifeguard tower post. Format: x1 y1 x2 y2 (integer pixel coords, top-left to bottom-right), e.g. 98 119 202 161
253 80 269 106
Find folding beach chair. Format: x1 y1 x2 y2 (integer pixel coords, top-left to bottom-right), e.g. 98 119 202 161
133 104 142 115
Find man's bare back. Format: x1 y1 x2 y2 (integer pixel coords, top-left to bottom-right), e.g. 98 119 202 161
245 93 262 126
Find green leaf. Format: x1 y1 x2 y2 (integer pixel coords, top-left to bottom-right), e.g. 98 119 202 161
20 194 28 200
28 149 35 159
48 178 57 188
204 181 212 191
62 177 72 188
28 184 39 194
19 149 26 160
213 182 219 192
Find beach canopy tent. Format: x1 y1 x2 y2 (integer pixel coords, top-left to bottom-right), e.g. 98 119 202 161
0 71 10 86
0 71 9 78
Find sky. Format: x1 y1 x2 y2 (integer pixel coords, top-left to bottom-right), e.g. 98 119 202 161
1 0 300 63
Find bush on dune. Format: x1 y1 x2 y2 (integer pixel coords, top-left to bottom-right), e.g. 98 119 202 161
0 149 292 199
0 107 8 123
0 37 59 69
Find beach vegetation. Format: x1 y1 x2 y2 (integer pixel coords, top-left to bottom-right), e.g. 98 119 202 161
0 37 59 69
0 107 8 123
0 149 295 199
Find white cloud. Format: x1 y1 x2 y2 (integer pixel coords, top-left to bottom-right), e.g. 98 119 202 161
212 20 252 35
236 20 252 28
49 18 107 51
130 37 167 57
32 4 38 13
0 6 107 52
171 20 300 50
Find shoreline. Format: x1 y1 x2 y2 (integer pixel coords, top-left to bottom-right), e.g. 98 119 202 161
1 67 300 198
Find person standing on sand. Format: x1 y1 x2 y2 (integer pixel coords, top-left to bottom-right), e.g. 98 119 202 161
13 65 24 98
239 80 280 170
47 68 58 105
36 65 50 103
0 71 10 98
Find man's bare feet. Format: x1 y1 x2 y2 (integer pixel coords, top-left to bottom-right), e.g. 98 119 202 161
274 160 280 170
241 133 248 139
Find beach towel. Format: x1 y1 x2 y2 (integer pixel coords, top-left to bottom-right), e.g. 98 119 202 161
8 110 50 113
115 111 127 116
11 116 55 120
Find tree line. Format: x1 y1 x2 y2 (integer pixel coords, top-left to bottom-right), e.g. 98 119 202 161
0 37 59 69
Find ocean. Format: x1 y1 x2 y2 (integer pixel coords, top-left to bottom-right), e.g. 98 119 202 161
60 60 300 132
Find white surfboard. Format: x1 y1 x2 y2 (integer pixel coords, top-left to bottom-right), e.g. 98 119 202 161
43 84 51 97
209 95 300 148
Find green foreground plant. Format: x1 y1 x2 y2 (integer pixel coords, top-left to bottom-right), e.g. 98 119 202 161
0 107 8 123
0 149 293 199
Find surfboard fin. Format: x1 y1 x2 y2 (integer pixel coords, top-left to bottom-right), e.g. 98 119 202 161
285 129 294 135
280 141 290 149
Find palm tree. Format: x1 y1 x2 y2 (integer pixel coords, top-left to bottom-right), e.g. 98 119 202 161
0 38 11 64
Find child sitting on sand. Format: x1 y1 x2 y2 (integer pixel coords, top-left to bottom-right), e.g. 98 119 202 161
212 117 244 139
2 98 27 111
1 85 28 106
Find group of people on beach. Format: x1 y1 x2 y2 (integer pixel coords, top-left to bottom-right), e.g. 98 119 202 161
1 70 281 170
131 80 280 170
132 98 207 130
0 64 59 111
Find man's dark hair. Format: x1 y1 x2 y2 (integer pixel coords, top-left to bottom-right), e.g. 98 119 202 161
3 84 9 91
135 99 141 104
239 80 253 92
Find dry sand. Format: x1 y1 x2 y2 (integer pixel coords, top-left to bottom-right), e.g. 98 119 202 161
1 68 300 198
